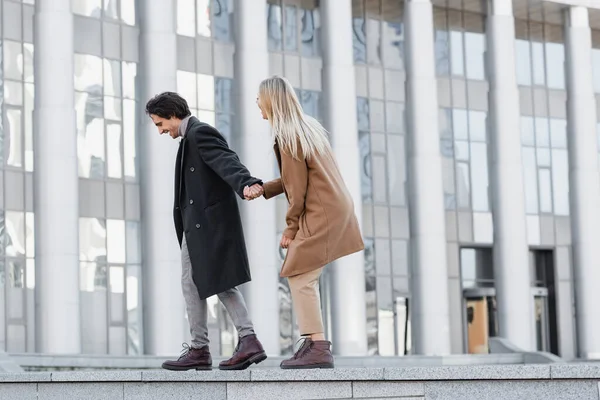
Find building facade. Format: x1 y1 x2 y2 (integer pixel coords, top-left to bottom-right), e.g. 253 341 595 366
0 0 599 360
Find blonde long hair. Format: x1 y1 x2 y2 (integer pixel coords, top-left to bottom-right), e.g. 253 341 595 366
258 75 330 160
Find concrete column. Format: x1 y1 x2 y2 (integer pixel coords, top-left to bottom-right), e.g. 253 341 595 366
234 0 280 355
486 0 533 351
321 0 368 356
138 0 186 355
33 0 81 354
564 6 600 359
404 0 451 355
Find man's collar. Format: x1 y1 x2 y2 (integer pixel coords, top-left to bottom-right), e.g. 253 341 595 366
178 115 193 138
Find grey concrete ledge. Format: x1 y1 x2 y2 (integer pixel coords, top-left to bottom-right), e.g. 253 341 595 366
250 367 385 381
385 365 551 381
0 372 51 382
51 370 143 382
551 364 600 379
142 369 250 381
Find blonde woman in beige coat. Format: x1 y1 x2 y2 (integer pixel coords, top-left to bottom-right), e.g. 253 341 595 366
245 75 364 369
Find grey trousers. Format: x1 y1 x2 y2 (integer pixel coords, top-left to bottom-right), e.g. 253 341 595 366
181 236 254 349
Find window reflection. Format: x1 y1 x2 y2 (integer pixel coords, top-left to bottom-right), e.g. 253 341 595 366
121 0 136 25
301 7 320 57
353 18 366 63
75 55 103 93
382 21 403 70
386 102 404 134
80 262 107 291
450 31 464 76
549 119 567 149
521 116 535 146
465 32 485 80
531 42 545 86
126 264 143 354
197 74 215 111
8 259 25 289
104 60 121 97
456 162 470 209
359 131 372 203
470 142 489 212
110 266 125 293
4 40 23 80
123 99 137 181
177 71 198 109
104 97 122 121
538 168 552 213
122 62 137 100
452 109 468 140
104 0 119 19
73 0 102 17
76 93 105 179
24 84 34 172
80 218 107 263
6 108 23 168
5 211 25 258
23 44 34 84
177 0 196 37
387 135 405 206
366 19 380 65
435 30 450 76
300 90 321 121
197 0 211 37
551 149 569 216
107 123 123 179
5 81 23 106
215 78 233 113
26 212 34 258
469 111 486 142
285 6 298 52
216 113 232 144
535 118 549 148
357 97 370 131
522 147 539 214
212 0 233 42
545 43 565 90
515 40 532 86
267 3 283 51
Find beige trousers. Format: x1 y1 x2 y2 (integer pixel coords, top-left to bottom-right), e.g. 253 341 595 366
287 267 325 336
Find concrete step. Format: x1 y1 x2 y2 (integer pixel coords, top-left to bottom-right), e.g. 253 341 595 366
1 364 599 399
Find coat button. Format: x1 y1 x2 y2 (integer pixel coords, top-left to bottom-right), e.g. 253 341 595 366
190 167 195 172
196 223 201 229
189 199 194 205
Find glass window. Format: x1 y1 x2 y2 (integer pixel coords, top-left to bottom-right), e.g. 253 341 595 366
353 17 367 63
538 168 552 213
465 32 485 80
301 91 321 121
126 264 143 354
535 117 550 148
23 44 34 84
452 109 468 140
536 148 550 167
76 93 106 179
284 5 298 52
197 0 211 37
469 111 486 142
522 147 539 214
123 99 137 181
106 123 123 179
359 131 372 203
177 0 196 37
121 0 136 25
470 142 489 212
450 31 464 77
6 108 23 168
107 220 126 263
177 71 198 109
215 78 233 113
212 0 233 42
515 40 532 86
382 21 403 70
4 81 23 106
454 141 469 161
531 42 545 86
387 134 405 206
456 162 470 209
104 0 119 19
267 3 283 51
435 30 450 76
4 41 23 81
75 54 104 93
357 97 370 131
549 118 567 149
104 97 122 121
73 0 102 17
521 116 535 146
5 211 25 258
367 19 380 65
386 102 404 134
79 218 107 262
122 62 137 100
25 212 35 258
301 7 320 57
104 60 122 98
545 42 565 90
551 149 569 216
372 155 387 203
197 74 215 111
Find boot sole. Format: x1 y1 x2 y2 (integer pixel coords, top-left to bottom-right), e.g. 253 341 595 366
280 363 334 370
162 364 212 371
219 351 268 370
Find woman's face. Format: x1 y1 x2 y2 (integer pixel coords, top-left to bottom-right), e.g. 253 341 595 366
256 94 268 120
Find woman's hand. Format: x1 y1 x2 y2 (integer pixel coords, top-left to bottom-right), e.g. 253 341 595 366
280 234 292 249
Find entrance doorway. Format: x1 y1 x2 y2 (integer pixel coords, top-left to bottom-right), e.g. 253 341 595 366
464 288 498 354
530 250 559 355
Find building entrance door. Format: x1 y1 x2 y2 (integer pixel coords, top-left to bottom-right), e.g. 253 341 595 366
532 287 551 353
464 288 498 354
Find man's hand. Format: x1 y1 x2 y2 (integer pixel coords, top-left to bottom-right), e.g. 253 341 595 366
280 234 292 249
244 184 264 200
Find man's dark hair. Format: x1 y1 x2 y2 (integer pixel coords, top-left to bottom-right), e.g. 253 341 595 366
145 92 192 119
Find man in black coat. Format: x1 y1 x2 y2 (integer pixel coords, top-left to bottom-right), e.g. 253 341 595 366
145 92 267 371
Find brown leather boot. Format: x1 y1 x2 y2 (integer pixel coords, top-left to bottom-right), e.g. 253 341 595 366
219 334 267 370
162 343 212 371
280 338 334 369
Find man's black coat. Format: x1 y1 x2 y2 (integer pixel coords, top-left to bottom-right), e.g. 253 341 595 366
174 117 261 300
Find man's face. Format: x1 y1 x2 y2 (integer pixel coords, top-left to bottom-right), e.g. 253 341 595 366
150 114 181 139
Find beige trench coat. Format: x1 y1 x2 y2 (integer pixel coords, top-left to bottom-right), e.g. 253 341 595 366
263 141 364 277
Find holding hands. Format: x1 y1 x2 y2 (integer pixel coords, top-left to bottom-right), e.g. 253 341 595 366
244 184 264 200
